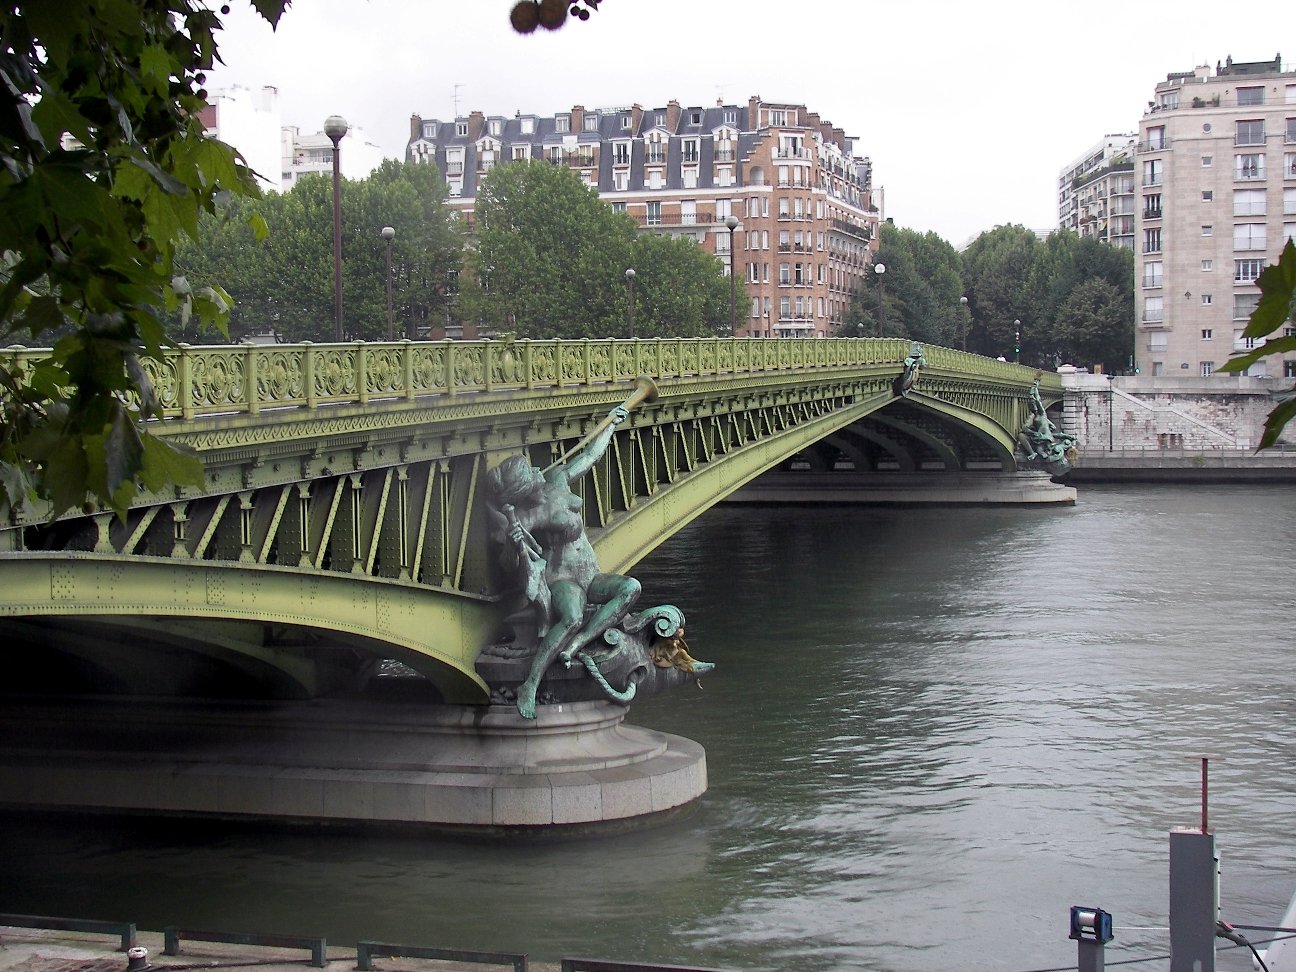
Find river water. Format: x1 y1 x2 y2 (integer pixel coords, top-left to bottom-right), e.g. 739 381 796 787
2 484 1294 972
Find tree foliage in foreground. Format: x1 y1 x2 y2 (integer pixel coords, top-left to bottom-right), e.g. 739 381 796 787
0 0 288 520
1222 239 1296 448
175 160 463 343
460 161 737 339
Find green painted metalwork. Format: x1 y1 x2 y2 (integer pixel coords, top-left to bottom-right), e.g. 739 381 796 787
0 338 1062 704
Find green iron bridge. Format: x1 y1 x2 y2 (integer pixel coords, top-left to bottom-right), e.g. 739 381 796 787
0 337 1060 706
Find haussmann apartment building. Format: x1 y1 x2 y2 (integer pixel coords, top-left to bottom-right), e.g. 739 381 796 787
405 96 880 339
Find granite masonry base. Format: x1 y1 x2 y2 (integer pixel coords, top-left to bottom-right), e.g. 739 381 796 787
0 697 708 834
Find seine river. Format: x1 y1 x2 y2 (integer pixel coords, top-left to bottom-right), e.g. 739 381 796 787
2 484 1294 972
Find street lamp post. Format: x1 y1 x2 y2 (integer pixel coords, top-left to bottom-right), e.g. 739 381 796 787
381 226 395 341
873 262 887 337
1014 319 1021 363
324 114 349 342
725 214 740 335
624 267 636 338
959 295 969 350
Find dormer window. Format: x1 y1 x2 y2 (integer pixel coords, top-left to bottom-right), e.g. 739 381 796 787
489 119 502 136
456 121 468 137
583 113 599 131
689 110 702 125
555 114 570 132
520 116 534 134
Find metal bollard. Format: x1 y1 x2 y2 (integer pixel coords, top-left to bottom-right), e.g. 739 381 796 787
1069 906 1114 972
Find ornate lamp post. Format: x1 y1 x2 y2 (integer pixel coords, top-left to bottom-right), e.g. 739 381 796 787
624 267 636 339
873 262 887 337
324 114 349 342
960 295 969 350
1014 318 1022 363
725 214 740 335
381 226 395 341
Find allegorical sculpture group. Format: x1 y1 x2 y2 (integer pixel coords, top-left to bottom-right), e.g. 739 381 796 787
1017 373 1077 477
482 377 711 720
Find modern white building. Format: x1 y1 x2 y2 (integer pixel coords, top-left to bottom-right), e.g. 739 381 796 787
1134 54 1296 378
198 85 283 194
281 124 386 191
1058 134 1138 249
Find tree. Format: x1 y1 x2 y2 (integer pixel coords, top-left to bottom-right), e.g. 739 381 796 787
1026 231 1134 370
1221 239 1296 448
462 161 734 338
851 224 968 346
0 0 288 520
961 225 1038 357
1052 278 1130 372
175 160 463 342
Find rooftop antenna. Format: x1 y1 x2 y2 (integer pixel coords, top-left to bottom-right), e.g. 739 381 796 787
453 83 464 118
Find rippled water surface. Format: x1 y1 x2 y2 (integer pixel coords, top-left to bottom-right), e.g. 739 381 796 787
3 484 1294 972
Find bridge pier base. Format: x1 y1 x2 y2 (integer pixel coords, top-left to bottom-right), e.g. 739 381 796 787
0 697 707 834
728 470 1076 505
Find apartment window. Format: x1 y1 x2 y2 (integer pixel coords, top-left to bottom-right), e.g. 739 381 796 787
1149 332 1168 351
1143 227 1161 253
689 110 702 126
1235 259 1265 282
1234 188 1267 215
1236 119 1266 146
1202 259 1214 271
583 114 598 131
779 264 790 285
455 122 468 136
1286 361 1296 378
1143 261 1163 287
779 297 790 319
1200 361 1215 377
1202 224 1213 236
646 201 661 226
770 109 787 126
1142 159 1162 186
716 198 733 220
682 139 699 163
555 114 570 132
1234 294 1260 320
747 263 759 284
1237 86 1264 106
1201 294 1213 305
1143 193 1162 218
613 170 628 191
613 141 630 165
1202 328 1214 340
1147 126 1166 150
778 198 790 218
1202 190 1214 201
1286 118 1296 143
1286 153 1296 177
1287 221 1296 244
1286 187 1296 214
1144 295 1164 322
489 119 502 136
1202 155 1213 168
520 117 534 134
620 115 631 130
648 170 662 190
1233 223 1266 250
512 145 529 161
778 230 789 249
1235 153 1264 179
724 109 737 125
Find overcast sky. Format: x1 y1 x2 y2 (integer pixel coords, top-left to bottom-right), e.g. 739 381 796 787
206 0 1291 246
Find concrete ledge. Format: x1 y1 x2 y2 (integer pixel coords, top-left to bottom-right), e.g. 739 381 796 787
0 698 707 833
728 471 1076 505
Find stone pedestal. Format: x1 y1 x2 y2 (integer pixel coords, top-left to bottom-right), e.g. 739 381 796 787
0 697 707 833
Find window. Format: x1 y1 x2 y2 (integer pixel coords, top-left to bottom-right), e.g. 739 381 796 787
1143 261 1163 287
1237 86 1264 106
1286 187 1296 214
689 110 702 125
646 139 664 163
554 114 569 132
1143 227 1161 253
1202 259 1214 271
583 114 598 132
1287 222 1296 244
1202 155 1213 167
779 264 790 284
520 117 534 134
512 145 529 161
613 141 630 165
682 139 699 163
1286 361 1296 378
1236 119 1265 146
1235 259 1265 282
1233 223 1266 250
1202 224 1213 236
1143 159 1162 186
1143 193 1162 218
1234 188 1266 215
1287 153 1296 177
620 115 631 130
1144 296 1164 322
779 297 790 319
716 198 733 220
613 170 628 191
1235 153 1264 179
1147 126 1166 150
1287 118 1296 143
724 109 737 125
770 109 787 126
455 121 468 136
610 202 626 215
489 119 502 136
1202 329 1214 340
1234 294 1260 320
1201 294 1213 305
1200 361 1215 377
648 170 662 190
646 202 661 226
1202 190 1214 201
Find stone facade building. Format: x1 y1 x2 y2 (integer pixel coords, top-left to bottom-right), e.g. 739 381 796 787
1133 55 1296 378
1057 134 1138 249
405 96 880 338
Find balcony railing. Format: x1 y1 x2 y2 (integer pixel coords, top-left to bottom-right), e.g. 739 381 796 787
1143 208 1163 219
714 149 736 162
630 211 716 228
1137 138 1171 153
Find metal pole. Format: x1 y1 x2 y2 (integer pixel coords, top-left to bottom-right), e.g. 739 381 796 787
625 268 635 339
324 116 348 342
382 226 395 341
728 231 736 334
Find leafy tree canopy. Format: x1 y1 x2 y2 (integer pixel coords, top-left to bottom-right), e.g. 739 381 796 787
0 0 288 520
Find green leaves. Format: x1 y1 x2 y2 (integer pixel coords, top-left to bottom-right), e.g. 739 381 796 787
0 0 290 522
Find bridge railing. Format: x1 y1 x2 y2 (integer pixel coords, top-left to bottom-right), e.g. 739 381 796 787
4 339 1041 422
